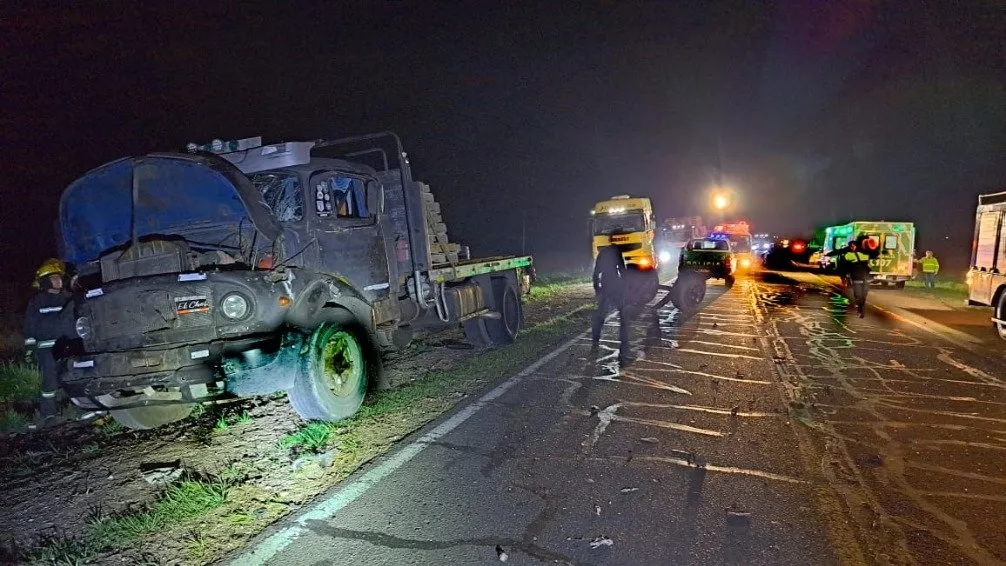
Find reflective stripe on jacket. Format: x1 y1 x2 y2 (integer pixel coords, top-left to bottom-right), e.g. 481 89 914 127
920 257 940 273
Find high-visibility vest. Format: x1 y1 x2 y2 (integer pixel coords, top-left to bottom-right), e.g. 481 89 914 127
920 257 939 273
843 251 870 262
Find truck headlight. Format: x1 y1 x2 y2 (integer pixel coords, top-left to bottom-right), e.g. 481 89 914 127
75 316 92 339
220 293 250 320
658 250 671 263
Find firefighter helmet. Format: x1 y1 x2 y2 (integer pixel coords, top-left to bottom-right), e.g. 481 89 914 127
33 258 66 289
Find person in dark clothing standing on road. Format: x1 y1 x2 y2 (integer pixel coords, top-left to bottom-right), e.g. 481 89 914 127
842 241 872 317
23 258 74 430
591 244 632 365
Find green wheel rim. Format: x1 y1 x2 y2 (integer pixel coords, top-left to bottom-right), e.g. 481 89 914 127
319 329 364 397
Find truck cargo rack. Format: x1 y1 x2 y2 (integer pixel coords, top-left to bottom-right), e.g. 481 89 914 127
428 255 533 284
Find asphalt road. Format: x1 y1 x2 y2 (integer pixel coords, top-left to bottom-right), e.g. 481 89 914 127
227 270 1006 566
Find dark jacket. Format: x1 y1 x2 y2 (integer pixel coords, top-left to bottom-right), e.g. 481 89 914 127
593 246 626 297
842 250 872 281
24 290 74 346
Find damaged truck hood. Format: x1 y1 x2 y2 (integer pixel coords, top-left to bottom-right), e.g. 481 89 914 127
59 153 281 264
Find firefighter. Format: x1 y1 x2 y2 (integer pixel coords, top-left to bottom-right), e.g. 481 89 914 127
842 241 872 317
591 244 632 366
918 250 940 288
23 258 74 429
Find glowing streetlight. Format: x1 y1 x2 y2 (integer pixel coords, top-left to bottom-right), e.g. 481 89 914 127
712 192 730 211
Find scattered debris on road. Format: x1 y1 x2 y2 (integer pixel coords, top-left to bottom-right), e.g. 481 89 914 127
139 461 184 486
589 536 614 549
595 504 602 516
620 487 639 493
638 437 659 444
726 502 752 527
496 544 508 562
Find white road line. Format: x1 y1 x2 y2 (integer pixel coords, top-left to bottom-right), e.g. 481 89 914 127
231 329 590 565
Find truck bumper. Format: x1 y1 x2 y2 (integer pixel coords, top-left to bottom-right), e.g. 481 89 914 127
61 336 280 408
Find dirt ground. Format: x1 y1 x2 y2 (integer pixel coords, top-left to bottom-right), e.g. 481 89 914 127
0 282 594 565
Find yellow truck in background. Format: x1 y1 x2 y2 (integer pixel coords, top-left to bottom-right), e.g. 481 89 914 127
590 195 660 304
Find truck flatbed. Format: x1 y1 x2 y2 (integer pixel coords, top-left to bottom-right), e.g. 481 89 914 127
428 255 533 284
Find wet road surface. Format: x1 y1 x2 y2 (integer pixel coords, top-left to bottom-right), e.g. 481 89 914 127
229 272 1006 565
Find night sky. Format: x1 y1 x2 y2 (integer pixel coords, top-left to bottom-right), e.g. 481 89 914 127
3 0 1005 296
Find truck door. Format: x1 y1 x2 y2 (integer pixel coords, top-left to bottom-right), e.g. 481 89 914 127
307 171 393 302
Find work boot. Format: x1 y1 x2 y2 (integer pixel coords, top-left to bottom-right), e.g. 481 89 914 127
26 414 68 432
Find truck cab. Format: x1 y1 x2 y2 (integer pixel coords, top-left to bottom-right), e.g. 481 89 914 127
590 195 660 304
56 133 531 429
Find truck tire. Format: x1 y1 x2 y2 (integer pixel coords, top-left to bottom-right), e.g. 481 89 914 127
288 323 368 422
110 404 194 430
463 318 492 348
996 293 1006 341
484 277 522 345
894 281 906 289
725 275 735 289
670 271 706 311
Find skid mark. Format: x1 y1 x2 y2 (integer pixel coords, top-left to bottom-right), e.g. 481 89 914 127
621 401 776 417
635 455 806 484
912 439 1006 453
674 348 764 360
696 328 758 338
937 352 1002 385
632 365 773 385
756 278 1006 564
610 414 725 437
683 339 761 351
697 320 757 328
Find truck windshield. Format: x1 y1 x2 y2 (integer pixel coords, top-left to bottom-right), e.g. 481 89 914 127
730 236 752 253
593 212 646 235
692 239 729 251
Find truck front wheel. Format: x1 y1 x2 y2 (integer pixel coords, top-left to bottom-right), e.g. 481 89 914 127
109 404 194 430
288 323 368 422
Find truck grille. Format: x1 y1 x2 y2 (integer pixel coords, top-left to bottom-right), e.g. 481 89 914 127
90 284 215 347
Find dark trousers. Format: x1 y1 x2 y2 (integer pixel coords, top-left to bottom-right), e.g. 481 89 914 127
591 293 630 358
923 273 936 288
35 349 59 417
850 280 868 313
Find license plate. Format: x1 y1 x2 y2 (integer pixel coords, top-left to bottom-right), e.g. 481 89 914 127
175 295 210 315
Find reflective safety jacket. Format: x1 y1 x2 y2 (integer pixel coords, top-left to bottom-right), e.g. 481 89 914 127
842 251 872 281
23 291 73 351
920 256 940 273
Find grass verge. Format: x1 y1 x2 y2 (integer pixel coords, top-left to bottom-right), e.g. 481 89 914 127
0 361 40 403
0 361 40 433
527 273 590 303
25 478 230 565
23 281 596 565
903 279 968 301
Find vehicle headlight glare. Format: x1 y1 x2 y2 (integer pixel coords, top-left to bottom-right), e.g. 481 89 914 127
75 316 92 339
658 250 671 263
221 294 250 320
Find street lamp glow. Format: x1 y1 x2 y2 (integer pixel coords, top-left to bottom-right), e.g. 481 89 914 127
713 193 729 211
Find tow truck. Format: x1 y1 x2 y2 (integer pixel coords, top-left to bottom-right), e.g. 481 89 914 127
819 221 916 286
590 195 660 305
56 132 532 429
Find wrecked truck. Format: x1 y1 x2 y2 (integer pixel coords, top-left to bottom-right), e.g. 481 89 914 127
57 132 532 429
